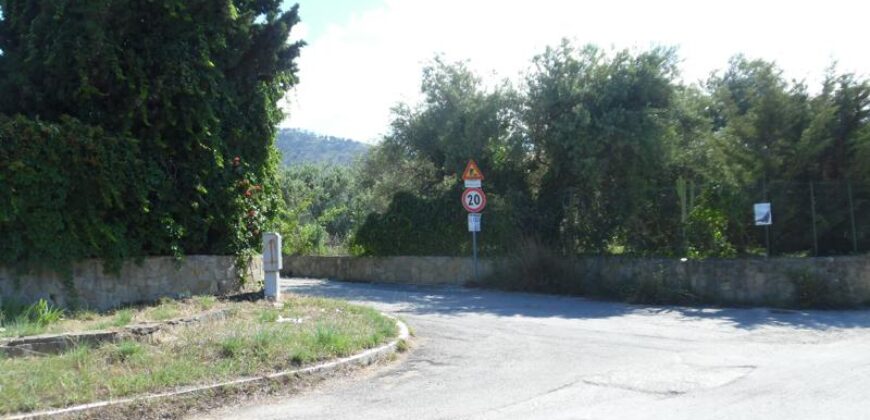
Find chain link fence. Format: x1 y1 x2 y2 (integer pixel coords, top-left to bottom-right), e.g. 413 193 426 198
556 180 870 258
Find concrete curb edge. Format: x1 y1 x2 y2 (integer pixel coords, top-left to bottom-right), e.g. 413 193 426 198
5 316 410 420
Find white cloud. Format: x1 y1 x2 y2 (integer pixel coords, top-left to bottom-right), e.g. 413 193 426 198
283 0 870 142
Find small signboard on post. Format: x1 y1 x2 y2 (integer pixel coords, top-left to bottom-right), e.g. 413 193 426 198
468 212 481 232
754 203 772 226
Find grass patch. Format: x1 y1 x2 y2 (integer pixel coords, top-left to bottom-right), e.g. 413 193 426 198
0 299 65 338
257 308 280 323
0 296 398 415
193 296 217 311
147 298 181 321
396 339 409 353
112 309 134 327
1 296 235 339
111 341 144 363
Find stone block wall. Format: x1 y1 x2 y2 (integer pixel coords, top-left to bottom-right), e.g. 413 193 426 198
282 255 870 307
0 256 263 310
282 256 495 286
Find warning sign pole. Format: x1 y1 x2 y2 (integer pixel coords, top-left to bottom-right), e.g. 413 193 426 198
462 160 485 284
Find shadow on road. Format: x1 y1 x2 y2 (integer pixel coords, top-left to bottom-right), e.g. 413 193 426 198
652 306 870 331
282 279 870 332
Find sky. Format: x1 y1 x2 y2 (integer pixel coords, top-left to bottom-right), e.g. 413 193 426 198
281 0 870 143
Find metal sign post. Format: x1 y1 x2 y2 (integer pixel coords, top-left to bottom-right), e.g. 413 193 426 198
468 213 481 283
472 228 479 283
462 160 485 283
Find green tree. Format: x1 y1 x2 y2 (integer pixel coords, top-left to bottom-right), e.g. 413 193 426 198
0 1 302 272
525 41 680 253
276 164 372 255
794 69 870 182
705 56 810 188
354 57 530 255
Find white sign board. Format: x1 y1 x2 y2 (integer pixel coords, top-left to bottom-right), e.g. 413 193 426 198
754 203 772 226
468 213 481 232
263 232 283 272
464 179 482 188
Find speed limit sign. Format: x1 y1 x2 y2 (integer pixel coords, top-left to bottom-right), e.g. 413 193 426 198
461 188 487 213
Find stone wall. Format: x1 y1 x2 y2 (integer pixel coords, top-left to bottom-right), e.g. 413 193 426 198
0 256 263 310
282 256 495 286
282 255 870 307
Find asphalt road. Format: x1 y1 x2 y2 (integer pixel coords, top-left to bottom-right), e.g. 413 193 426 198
197 278 870 419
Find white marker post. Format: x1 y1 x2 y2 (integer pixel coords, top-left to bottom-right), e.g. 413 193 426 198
263 232 283 301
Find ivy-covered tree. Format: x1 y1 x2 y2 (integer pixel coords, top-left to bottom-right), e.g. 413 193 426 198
0 1 302 272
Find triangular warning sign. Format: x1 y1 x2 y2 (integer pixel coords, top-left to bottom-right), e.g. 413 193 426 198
462 160 484 181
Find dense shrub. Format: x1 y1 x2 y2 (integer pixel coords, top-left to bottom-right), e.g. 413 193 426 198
351 189 522 257
0 116 147 274
0 2 302 275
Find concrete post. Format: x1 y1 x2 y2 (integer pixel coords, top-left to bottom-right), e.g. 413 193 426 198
263 232 283 301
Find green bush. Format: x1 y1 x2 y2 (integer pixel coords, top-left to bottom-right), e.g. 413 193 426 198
686 206 737 258
351 189 521 256
0 298 65 336
22 299 65 327
0 115 148 274
0 2 303 278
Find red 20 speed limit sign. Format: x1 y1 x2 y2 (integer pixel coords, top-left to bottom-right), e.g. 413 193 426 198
461 188 487 213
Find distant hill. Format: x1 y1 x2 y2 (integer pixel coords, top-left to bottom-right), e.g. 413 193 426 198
275 128 370 166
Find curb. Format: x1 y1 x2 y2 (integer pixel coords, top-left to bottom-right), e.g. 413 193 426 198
5 317 410 420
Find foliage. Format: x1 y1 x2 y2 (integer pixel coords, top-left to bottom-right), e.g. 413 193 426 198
0 1 302 274
349 42 870 258
275 164 372 255
526 43 680 254
0 116 146 273
351 57 530 256
352 191 467 256
21 299 65 326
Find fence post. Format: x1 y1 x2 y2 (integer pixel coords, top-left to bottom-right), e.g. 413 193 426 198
810 182 818 256
848 181 858 254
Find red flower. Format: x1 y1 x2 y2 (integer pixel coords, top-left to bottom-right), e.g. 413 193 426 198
244 190 252 198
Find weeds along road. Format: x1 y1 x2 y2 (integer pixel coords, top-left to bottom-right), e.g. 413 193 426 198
198 279 870 420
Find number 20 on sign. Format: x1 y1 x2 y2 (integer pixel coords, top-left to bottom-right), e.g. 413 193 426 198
462 188 487 213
